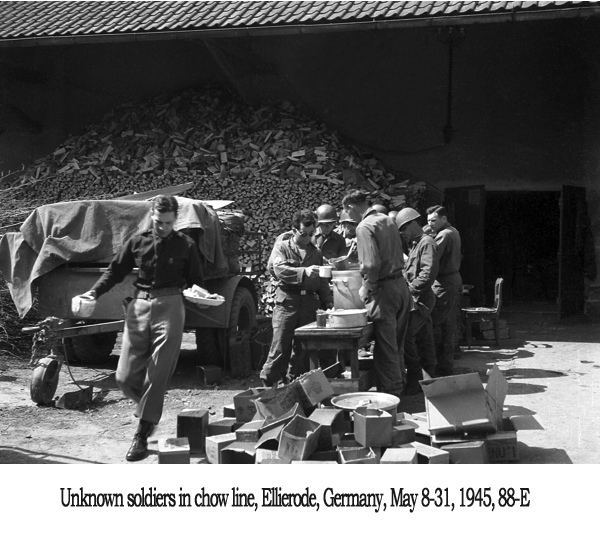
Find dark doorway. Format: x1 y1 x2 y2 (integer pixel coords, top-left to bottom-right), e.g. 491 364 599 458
484 191 560 306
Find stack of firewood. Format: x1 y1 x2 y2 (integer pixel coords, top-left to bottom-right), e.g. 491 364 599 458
0 85 427 316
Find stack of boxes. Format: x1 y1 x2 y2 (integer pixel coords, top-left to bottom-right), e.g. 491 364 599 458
168 365 541 464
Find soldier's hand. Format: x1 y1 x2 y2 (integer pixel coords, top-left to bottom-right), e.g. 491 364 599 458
306 265 320 278
80 290 97 300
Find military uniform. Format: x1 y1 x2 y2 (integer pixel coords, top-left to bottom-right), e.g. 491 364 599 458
403 233 439 385
431 224 462 375
260 236 333 385
356 209 411 396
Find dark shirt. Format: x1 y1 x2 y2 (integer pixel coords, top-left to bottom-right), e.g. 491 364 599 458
92 229 204 297
313 228 347 261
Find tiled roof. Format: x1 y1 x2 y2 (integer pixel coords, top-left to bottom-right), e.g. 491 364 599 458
0 1 597 42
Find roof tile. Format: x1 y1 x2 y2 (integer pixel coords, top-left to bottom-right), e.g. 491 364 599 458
0 1 596 41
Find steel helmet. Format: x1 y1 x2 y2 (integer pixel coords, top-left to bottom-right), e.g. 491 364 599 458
339 209 357 224
316 204 337 223
372 204 388 214
396 207 421 229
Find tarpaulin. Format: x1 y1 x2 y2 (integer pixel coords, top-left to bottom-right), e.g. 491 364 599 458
0 197 227 317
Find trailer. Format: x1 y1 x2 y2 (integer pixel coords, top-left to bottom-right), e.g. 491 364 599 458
0 185 264 403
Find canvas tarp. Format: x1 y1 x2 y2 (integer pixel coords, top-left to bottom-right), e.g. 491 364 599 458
0 197 227 317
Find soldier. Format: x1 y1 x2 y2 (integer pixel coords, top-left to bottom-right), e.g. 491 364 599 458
260 210 333 387
79 195 204 461
342 190 410 398
396 208 439 395
427 205 462 376
313 204 347 261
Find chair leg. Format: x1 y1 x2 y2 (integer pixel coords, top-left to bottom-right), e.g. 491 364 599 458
494 317 501 347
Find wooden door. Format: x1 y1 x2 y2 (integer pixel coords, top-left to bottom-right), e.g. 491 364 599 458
558 185 587 319
443 186 486 305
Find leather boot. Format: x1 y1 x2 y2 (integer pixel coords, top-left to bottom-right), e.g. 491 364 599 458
126 420 155 462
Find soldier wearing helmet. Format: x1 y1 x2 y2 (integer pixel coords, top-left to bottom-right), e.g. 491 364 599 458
342 190 410 398
372 204 389 215
397 207 439 395
313 203 347 261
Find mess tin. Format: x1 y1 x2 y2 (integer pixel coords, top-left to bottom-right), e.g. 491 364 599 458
71 295 96 318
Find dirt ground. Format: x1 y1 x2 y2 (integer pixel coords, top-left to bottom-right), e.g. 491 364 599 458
1 310 599 464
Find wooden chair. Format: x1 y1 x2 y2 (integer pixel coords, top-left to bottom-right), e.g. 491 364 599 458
462 278 504 349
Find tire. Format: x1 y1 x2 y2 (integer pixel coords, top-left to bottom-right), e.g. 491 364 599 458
227 287 257 378
30 356 60 405
71 332 118 365
195 328 223 367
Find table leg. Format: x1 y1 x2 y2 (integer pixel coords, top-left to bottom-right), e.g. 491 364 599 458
349 339 359 379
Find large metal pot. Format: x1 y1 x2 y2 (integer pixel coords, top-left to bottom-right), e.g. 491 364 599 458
330 392 401 422
326 309 368 328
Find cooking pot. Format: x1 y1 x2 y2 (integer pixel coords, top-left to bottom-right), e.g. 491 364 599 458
330 392 400 422
326 308 368 328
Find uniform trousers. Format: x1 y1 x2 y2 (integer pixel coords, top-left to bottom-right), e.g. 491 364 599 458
431 272 462 374
260 290 320 385
365 277 411 396
404 289 437 382
116 293 185 424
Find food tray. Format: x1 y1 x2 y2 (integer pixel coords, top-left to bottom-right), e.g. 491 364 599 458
183 294 224 306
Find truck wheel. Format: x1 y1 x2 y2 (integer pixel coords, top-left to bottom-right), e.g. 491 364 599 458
195 328 222 367
227 287 256 378
71 332 118 365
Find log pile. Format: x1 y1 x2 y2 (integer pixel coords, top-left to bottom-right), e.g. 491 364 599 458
0 85 427 318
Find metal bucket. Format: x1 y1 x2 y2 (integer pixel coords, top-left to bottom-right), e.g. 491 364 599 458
331 270 364 309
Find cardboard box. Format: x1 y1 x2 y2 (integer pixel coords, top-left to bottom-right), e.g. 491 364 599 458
308 450 339 462
291 460 338 464
381 445 417 464
158 437 190 464
254 384 302 420
261 404 304 434
255 449 281 464
259 458 292 464
176 409 209 454
207 417 237 436
256 425 284 452
233 388 267 423
235 420 264 443
413 442 450 464
205 432 236 464
485 431 519 463
277 415 322 461
338 448 378 464
337 433 362 450
221 441 256 464
403 414 431 445
441 441 487 464
354 407 393 448
308 408 349 450
223 404 236 418
421 365 508 436
296 369 335 407
391 422 417 446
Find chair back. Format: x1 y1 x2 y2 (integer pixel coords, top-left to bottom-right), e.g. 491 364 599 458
493 278 504 313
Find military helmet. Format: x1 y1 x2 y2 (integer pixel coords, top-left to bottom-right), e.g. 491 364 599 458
316 204 337 223
396 207 421 229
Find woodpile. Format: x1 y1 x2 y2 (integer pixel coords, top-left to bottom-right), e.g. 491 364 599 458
0 85 427 318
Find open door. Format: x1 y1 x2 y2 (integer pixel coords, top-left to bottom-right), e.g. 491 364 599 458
558 185 587 319
444 185 486 306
